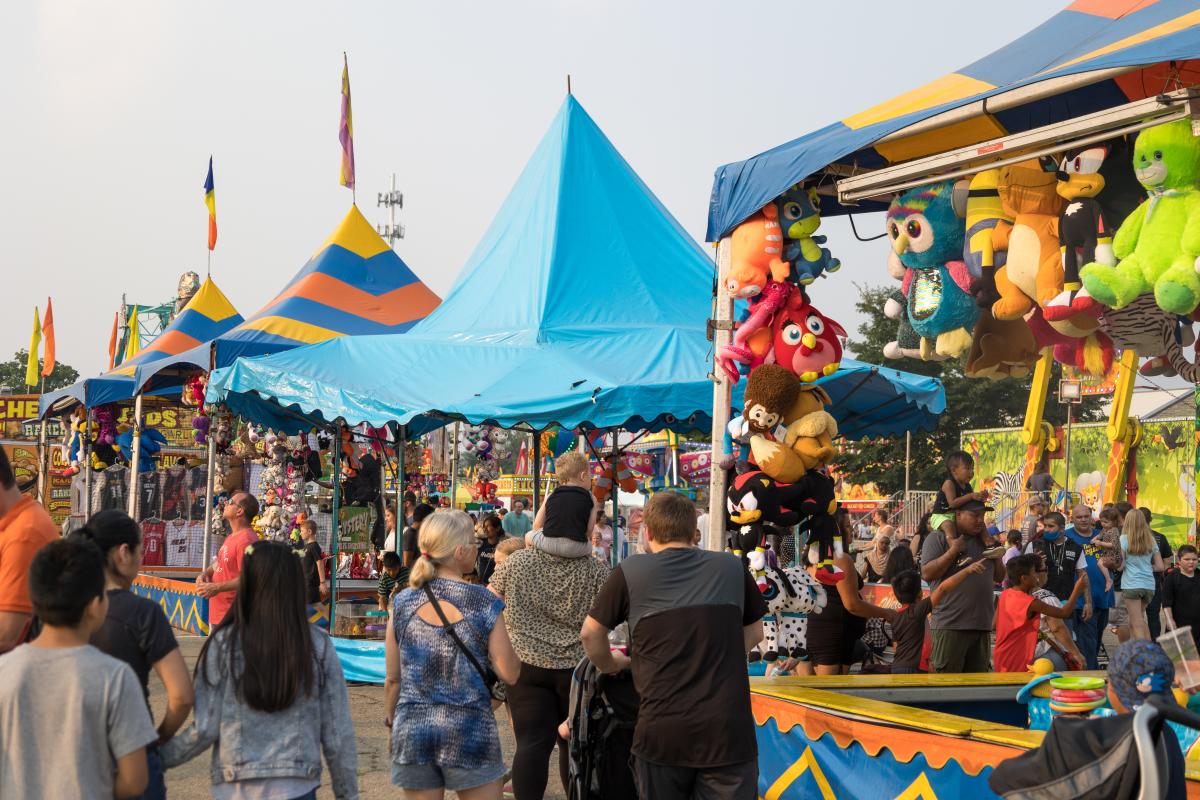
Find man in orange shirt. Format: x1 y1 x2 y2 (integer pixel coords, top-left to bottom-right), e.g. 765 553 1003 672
195 492 259 627
0 448 59 652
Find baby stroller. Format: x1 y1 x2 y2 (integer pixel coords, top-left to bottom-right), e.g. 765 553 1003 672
988 696 1200 799
566 657 639 800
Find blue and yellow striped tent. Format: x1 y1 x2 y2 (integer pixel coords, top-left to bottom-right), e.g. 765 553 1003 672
38 277 243 417
133 204 439 394
707 0 1200 239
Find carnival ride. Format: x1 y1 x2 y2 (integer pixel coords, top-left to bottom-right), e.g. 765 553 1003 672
707 0 1200 793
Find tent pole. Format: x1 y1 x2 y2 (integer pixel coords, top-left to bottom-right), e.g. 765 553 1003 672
706 239 733 553
37 418 48 506
201 430 217 568
83 408 93 522
394 424 405 549
532 431 542 515
450 422 460 509
127 393 143 519
329 424 342 634
610 433 620 566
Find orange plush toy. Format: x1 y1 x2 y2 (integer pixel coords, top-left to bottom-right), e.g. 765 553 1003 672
725 204 790 299
991 160 1111 374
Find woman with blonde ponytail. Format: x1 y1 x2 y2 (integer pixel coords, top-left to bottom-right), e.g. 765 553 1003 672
384 510 521 798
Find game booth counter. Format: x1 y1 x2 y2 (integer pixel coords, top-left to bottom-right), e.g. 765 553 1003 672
706 0 1200 795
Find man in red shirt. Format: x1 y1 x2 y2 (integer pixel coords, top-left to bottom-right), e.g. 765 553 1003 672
0 449 58 652
195 492 259 627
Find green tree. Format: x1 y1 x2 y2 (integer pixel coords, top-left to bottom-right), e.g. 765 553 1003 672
0 350 80 394
838 284 1104 493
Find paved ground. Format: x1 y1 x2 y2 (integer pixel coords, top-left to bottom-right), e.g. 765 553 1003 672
150 636 567 799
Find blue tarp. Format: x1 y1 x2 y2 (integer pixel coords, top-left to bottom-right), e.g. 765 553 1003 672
210 97 944 437
708 1 1200 239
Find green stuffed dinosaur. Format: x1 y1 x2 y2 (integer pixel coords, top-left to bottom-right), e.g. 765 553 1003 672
1080 119 1200 315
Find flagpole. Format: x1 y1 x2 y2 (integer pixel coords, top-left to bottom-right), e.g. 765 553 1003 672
36 374 47 506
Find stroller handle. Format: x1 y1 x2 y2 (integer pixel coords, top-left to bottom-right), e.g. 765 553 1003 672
1147 695 1200 731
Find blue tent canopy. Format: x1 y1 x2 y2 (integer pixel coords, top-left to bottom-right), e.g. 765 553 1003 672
708 1 1200 239
38 277 243 418
210 97 944 437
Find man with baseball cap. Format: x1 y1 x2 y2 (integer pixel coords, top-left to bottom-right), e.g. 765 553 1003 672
920 497 1007 673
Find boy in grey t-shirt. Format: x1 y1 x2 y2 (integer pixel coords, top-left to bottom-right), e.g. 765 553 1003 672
0 539 157 799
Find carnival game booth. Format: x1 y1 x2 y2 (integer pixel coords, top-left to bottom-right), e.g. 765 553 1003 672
705 0 1200 793
207 96 946 678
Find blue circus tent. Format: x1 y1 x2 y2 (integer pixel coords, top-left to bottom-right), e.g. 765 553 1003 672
708 0 1200 239
210 96 944 437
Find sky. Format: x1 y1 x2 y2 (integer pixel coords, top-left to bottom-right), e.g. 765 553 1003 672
1 0 1065 377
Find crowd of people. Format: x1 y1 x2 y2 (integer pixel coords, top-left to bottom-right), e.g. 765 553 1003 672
4 432 1200 799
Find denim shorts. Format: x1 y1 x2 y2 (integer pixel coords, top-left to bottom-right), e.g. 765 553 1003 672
392 761 506 791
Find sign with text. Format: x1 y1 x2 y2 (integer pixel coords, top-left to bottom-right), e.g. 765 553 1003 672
337 506 374 552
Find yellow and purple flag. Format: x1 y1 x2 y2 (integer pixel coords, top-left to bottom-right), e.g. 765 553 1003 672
41 298 55 378
339 54 355 190
24 307 41 387
205 157 217 251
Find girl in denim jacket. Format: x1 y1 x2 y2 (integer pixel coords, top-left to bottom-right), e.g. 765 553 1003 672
163 541 358 799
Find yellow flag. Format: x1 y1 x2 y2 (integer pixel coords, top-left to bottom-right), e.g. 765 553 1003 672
24 307 41 387
124 306 141 363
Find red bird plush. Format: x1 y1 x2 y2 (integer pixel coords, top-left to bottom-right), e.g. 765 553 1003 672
771 290 845 383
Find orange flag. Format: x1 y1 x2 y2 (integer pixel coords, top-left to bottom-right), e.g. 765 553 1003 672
107 312 119 370
40 298 55 377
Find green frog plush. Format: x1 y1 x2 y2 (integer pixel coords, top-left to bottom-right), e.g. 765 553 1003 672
1080 119 1200 315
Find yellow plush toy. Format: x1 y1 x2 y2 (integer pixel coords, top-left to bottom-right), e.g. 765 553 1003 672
750 385 837 483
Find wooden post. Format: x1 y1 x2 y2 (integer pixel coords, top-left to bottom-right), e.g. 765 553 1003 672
126 394 143 518
705 238 733 553
329 425 342 633
83 408 93 522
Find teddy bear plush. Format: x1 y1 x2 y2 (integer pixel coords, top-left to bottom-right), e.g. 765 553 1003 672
750 384 837 484
965 308 1039 379
1081 119 1200 316
885 181 978 359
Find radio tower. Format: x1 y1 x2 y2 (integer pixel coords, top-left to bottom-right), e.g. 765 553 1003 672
377 173 405 246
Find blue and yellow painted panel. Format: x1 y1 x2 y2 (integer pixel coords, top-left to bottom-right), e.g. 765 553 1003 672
132 575 210 636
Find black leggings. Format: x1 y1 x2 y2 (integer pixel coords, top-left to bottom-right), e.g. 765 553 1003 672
506 662 572 800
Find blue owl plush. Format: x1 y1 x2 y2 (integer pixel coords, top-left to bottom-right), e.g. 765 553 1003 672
885 181 979 359
776 184 840 285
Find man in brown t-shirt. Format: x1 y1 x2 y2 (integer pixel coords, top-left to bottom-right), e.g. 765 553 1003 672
581 492 767 800
0 447 59 652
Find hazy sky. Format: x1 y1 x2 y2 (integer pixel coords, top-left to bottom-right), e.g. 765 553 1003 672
3 0 1062 376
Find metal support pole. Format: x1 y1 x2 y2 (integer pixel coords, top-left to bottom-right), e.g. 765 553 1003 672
449 422 460 509
610 436 620 566
37 418 48 505
127 394 143 518
201 432 217 567
329 425 342 634
83 409 93 522
394 425 405 549
532 431 542 515
1065 407 1073 503
904 431 912 508
706 239 733 553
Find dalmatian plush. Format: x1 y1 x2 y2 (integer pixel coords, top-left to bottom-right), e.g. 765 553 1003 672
752 564 828 662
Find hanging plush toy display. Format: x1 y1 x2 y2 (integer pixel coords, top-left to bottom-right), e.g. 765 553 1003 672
990 159 1113 375
725 470 802 589
885 181 978 359
1081 119 1200 316
717 282 845 383
726 204 791 299
775 184 840 285
592 458 638 503
750 383 837 485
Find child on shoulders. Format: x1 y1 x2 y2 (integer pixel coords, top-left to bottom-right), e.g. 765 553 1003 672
929 451 988 540
524 451 597 559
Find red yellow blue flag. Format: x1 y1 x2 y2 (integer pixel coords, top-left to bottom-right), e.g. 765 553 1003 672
339 54 355 191
205 157 217 251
